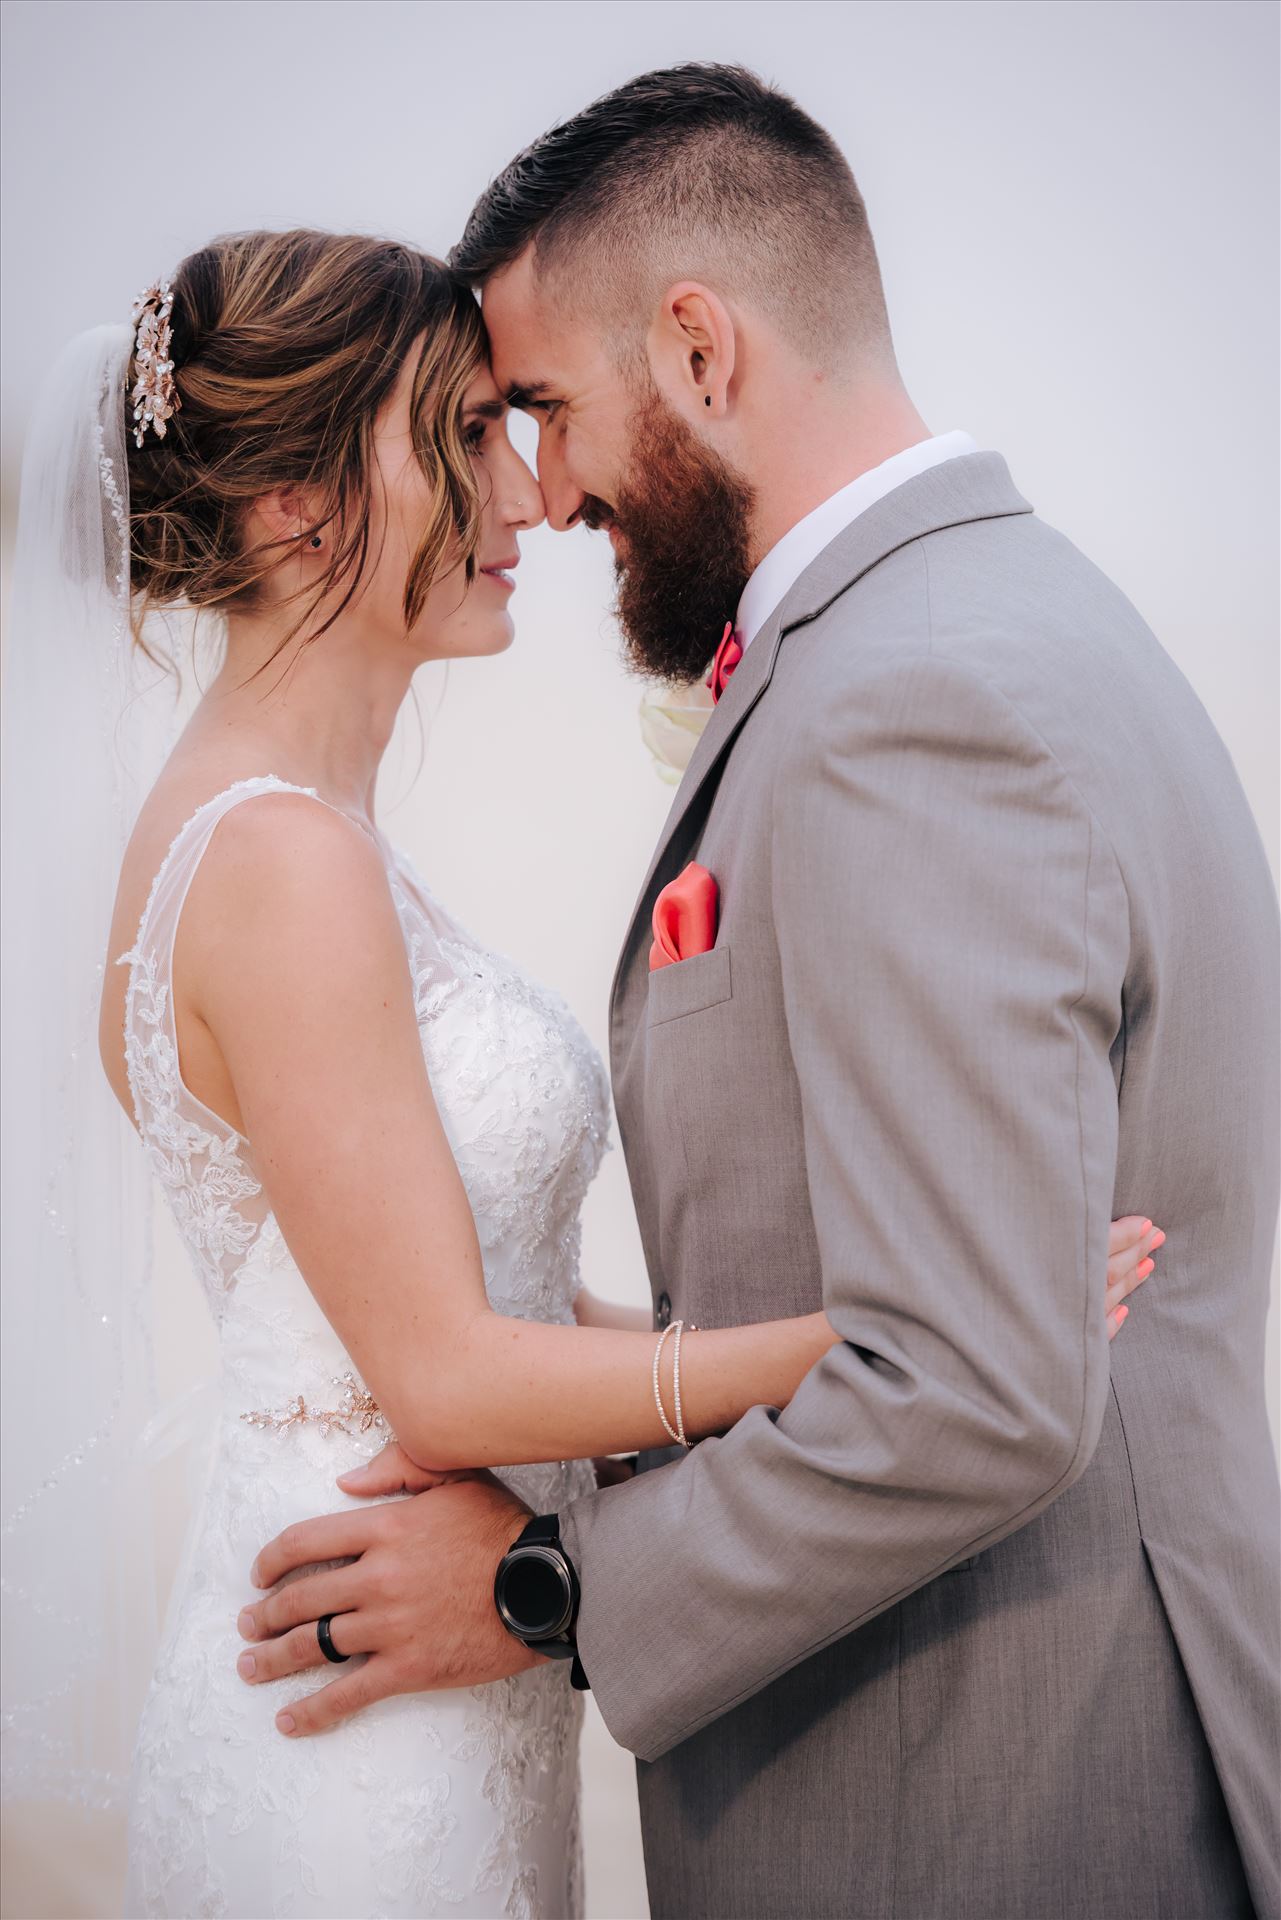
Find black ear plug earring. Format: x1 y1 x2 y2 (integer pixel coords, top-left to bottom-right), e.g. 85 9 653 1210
309 534 323 549
704 395 712 406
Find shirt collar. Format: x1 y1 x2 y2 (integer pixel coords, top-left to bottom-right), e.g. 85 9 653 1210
736 430 980 649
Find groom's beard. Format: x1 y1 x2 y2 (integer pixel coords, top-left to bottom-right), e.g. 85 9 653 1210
585 387 756 684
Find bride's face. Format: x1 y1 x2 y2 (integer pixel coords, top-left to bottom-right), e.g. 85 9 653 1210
362 352 545 666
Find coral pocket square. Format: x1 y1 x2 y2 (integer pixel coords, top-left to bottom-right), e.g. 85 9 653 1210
650 862 719 971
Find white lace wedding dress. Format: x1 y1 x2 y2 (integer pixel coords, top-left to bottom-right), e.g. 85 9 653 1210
120 776 609 1920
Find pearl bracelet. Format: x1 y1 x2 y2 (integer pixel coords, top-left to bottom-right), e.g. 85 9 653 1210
652 1318 698 1449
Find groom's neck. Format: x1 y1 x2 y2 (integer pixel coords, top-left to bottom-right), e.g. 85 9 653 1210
742 371 934 569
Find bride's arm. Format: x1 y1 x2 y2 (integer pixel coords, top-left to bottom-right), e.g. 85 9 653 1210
185 796 835 1471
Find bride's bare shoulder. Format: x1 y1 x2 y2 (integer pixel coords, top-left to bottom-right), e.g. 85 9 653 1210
177 783 401 986
122 767 377 917
99 765 390 1113
175 789 412 1099
108 769 312 949
179 782 388 936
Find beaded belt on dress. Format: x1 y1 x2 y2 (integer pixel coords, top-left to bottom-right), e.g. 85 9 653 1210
241 1371 386 1439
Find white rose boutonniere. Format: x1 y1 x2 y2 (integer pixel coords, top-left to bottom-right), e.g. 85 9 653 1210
638 678 715 786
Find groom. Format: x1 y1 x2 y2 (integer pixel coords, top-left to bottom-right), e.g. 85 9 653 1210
243 66 1280 1917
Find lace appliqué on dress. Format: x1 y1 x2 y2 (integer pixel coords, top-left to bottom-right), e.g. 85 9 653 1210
120 946 263 1314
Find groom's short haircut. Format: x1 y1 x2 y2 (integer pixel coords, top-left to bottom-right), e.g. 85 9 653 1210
452 63 894 372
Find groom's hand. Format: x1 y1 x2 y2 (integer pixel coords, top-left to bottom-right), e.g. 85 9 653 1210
236 1470 540 1736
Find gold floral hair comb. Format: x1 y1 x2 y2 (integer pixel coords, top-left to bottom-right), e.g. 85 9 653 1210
129 280 180 448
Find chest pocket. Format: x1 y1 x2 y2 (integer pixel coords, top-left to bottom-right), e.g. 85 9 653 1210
646 945 733 1027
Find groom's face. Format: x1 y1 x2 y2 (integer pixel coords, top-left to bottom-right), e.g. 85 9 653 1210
483 251 755 682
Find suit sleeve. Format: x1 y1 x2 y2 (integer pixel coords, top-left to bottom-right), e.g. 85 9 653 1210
559 650 1130 1762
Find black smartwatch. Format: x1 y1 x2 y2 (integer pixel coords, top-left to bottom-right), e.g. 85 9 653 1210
494 1513 589 1690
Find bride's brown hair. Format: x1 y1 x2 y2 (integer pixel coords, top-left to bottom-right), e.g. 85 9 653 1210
125 229 488 646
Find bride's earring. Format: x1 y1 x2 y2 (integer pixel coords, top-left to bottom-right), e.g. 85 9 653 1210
309 534 323 550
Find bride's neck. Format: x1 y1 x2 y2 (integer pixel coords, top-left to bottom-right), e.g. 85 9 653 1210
200 610 416 819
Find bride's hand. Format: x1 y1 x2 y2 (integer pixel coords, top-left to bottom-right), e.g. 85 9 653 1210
337 1442 479 1499
1106 1215 1164 1337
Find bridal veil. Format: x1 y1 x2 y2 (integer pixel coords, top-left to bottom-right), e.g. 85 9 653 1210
1 324 180 1808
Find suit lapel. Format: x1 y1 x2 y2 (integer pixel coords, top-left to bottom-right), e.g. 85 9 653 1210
608 452 1034 1035
615 611 786 968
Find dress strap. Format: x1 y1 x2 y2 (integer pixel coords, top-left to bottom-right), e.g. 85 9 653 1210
117 775 325 977
116 777 344 1305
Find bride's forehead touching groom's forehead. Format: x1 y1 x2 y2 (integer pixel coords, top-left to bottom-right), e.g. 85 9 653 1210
479 255 547 391
479 250 595 404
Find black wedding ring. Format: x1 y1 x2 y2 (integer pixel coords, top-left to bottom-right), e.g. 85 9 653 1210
316 1613 350 1664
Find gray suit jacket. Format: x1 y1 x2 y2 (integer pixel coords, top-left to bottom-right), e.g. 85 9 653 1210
560 453 1280 1920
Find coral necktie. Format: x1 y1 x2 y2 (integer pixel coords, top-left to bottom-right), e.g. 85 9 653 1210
706 622 743 703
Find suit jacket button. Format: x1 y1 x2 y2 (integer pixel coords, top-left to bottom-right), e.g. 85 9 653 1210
656 1292 672 1329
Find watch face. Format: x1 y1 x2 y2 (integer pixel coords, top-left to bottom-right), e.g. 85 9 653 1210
498 1546 573 1640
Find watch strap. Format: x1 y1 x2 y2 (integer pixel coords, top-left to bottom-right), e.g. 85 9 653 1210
515 1512 562 1551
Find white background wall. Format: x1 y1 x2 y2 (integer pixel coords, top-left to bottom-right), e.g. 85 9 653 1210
2 3 1277 1916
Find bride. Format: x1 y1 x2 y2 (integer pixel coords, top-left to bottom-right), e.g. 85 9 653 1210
6 227 1158 1920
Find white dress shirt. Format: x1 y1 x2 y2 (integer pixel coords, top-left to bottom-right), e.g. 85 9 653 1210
736 430 979 648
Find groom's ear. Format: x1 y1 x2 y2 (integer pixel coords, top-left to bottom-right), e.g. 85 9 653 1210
648 282 736 422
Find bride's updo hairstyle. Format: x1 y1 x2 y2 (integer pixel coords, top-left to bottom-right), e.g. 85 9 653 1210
125 229 488 643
